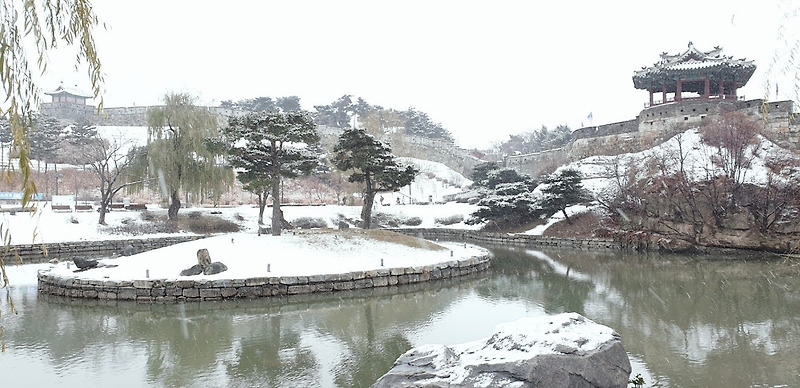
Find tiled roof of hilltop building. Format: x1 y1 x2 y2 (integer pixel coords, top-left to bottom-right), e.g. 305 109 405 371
44 82 93 98
633 42 756 90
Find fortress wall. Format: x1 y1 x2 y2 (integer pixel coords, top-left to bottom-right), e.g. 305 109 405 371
404 136 484 177
504 147 570 177
42 103 247 127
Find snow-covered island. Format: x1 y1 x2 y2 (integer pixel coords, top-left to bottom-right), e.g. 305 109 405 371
36 229 492 302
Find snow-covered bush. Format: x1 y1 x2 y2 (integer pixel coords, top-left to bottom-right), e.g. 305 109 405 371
435 214 464 225
402 216 423 226
293 217 328 229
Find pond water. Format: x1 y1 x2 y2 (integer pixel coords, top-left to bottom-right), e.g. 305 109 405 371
2 244 799 387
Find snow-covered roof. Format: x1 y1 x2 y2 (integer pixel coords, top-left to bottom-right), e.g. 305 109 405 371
632 42 756 90
44 82 93 98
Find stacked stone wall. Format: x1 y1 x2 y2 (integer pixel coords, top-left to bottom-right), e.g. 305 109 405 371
37 254 491 303
11 236 205 263
392 229 621 250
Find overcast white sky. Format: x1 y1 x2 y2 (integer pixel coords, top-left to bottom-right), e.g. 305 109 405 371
37 0 799 149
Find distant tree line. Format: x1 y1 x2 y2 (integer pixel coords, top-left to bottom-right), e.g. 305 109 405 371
493 124 572 156
222 94 454 143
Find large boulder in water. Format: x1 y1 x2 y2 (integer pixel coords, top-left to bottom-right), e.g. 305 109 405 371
372 313 631 388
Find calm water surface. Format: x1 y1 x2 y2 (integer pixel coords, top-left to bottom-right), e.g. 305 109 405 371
2 244 799 387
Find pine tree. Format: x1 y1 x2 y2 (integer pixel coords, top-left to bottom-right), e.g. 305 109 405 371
539 169 587 224
332 128 418 229
223 111 320 235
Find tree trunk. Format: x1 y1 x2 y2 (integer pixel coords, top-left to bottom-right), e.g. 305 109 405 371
168 190 181 220
271 179 281 236
362 190 376 229
257 190 268 225
562 208 572 225
98 202 108 225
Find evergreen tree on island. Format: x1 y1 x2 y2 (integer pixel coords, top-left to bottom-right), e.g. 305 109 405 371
222 110 320 235
332 128 418 229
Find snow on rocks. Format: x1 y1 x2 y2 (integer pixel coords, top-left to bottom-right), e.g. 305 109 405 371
373 313 631 388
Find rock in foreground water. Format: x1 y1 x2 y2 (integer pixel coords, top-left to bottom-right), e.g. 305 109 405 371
373 313 631 388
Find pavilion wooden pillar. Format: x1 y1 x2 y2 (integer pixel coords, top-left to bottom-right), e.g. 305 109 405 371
704 77 710 98
719 79 725 98
731 76 737 99
649 88 654 106
676 79 683 101
662 83 667 104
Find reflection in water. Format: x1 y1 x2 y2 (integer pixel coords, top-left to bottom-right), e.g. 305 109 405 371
2 246 800 387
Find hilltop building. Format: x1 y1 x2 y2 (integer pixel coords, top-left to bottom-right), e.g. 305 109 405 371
40 82 97 121
505 43 799 178
633 42 756 107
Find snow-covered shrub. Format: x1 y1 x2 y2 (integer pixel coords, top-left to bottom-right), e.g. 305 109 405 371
140 210 156 221
181 217 241 234
371 212 401 228
293 217 328 229
403 216 423 226
106 221 179 235
435 214 464 225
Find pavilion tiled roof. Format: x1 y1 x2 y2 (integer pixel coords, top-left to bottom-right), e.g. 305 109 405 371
633 42 756 90
44 82 93 98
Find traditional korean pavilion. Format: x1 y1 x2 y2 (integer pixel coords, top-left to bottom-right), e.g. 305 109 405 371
633 42 756 107
44 82 93 105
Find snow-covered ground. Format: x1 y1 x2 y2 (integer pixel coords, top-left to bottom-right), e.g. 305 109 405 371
1 202 482 246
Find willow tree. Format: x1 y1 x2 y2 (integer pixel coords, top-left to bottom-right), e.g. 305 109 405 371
1 0 103 306
141 93 234 220
222 111 319 235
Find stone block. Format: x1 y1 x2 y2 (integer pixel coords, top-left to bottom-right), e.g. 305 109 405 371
288 284 315 295
221 287 238 298
118 287 136 300
182 288 200 298
245 277 267 286
354 278 373 289
200 288 221 299
176 280 195 288
333 281 353 291
308 274 330 283
135 288 151 297
237 287 256 298
316 282 334 292
372 277 389 287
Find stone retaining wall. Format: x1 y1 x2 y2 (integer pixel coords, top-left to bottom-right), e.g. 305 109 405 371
391 229 621 250
37 254 491 303
11 236 205 263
